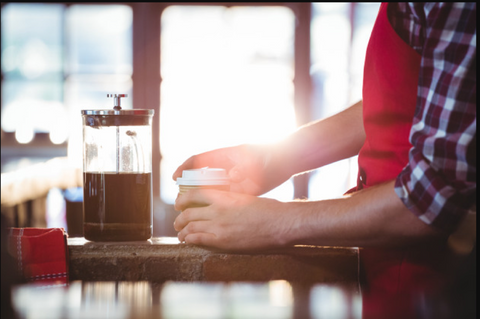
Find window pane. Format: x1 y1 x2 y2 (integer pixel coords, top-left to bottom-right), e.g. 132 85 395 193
65 75 133 110
65 4 133 167
350 3 381 103
1 80 64 133
1 3 63 80
309 3 380 200
311 3 351 119
160 6 296 204
67 5 133 75
1 3 64 142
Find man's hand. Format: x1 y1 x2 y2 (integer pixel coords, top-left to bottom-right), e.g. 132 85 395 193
174 189 292 250
172 144 290 196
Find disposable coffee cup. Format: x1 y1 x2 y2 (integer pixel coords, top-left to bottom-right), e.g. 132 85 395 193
176 168 230 196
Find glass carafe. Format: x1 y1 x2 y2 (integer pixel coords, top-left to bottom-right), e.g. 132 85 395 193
81 94 154 241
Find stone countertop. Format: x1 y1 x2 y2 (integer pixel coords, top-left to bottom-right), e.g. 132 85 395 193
68 237 359 284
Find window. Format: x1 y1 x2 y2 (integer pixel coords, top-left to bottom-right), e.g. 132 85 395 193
1 4 64 152
1 3 133 171
159 5 296 204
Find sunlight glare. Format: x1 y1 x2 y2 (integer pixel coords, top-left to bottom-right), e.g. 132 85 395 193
310 284 362 319
49 126 68 144
268 280 293 307
15 126 34 144
20 39 48 79
160 6 296 204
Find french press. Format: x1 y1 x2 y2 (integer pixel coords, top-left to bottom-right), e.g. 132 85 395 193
81 94 154 241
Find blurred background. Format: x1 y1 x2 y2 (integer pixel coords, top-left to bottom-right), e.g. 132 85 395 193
1 2 380 237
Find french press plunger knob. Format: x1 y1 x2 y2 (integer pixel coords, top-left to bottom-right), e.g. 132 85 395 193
107 94 128 111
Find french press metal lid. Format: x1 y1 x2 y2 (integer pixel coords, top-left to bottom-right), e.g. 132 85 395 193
81 94 154 126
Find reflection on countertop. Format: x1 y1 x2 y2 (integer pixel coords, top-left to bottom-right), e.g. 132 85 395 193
11 278 476 319
12 280 362 319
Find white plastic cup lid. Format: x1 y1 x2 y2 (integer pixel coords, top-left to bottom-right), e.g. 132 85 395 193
176 168 230 186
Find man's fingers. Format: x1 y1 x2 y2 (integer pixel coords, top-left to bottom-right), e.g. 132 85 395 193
182 232 217 247
177 220 215 242
175 189 206 212
174 206 211 231
174 188 226 212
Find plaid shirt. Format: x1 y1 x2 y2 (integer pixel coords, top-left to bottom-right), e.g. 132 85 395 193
389 3 476 233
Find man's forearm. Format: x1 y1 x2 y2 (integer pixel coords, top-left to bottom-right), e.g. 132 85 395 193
270 100 366 178
282 180 446 248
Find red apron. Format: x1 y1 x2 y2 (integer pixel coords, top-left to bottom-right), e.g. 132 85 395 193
357 3 448 316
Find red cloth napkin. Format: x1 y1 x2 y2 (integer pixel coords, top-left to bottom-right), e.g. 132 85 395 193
7 228 69 285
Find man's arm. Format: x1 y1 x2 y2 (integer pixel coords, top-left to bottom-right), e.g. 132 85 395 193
284 180 446 248
174 180 446 251
269 100 366 179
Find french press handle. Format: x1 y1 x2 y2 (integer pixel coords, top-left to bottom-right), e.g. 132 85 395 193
107 94 128 111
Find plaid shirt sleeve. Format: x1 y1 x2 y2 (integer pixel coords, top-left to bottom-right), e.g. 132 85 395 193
393 3 476 233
